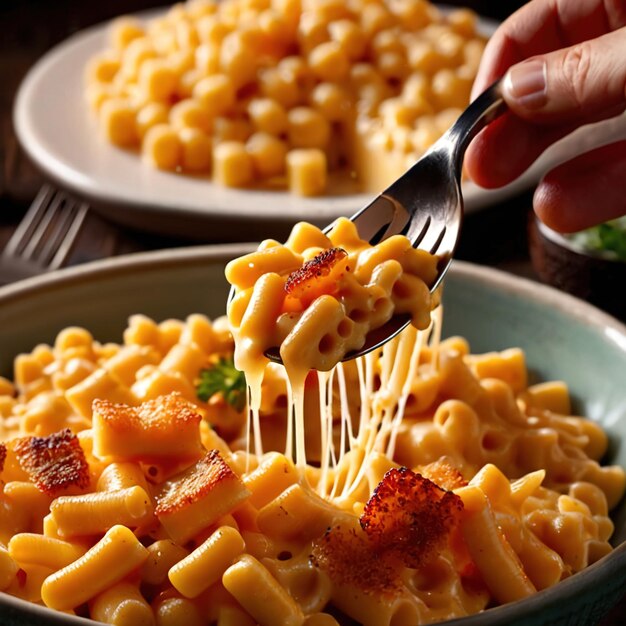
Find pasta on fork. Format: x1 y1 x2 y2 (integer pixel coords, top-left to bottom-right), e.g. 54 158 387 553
226 217 439 467
0 220 624 625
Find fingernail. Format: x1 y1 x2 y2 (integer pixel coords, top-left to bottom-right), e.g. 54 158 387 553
504 59 547 109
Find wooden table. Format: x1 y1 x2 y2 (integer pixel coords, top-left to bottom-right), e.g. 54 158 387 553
0 1 624 624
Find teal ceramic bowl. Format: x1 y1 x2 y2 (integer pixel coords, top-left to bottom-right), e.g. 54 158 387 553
0 247 624 626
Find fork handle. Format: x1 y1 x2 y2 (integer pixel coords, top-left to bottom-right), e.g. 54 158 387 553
443 79 507 175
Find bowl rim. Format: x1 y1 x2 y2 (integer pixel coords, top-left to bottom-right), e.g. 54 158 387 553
0 245 625 347
0 246 625 626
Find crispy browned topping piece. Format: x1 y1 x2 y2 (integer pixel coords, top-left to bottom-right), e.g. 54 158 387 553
13 428 90 495
155 449 241 515
93 393 201 432
311 523 402 595
360 467 463 569
418 458 467 491
285 247 348 301
0 442 6 474
312 467 464 594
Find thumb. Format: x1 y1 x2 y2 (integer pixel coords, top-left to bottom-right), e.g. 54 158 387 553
501 27 626 123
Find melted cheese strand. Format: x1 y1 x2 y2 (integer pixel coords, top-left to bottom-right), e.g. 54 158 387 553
293 380 307 468
317 370 330 495
337 364 355 447
387 327 426 459
337 344 394 499
284 382 294 461
336 365 349 469
234 317 267 470
242 314 438 504
326 367 339 469
245 389 252 471
338 322 437 500
355 356 369 441
327 363 343 500
430 306 443 373
251 404 263 458
317 368 339 499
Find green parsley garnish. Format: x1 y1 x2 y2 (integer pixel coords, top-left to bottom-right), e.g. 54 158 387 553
568 217 626 261
196 356 247 412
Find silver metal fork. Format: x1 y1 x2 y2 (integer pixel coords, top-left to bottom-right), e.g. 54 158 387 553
0 185 89 285
351 80 506 285
263 80 506 363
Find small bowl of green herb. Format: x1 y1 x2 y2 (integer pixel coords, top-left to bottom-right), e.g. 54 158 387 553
529 215 626 321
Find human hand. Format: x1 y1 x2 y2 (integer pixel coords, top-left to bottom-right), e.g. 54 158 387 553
465 0 626 232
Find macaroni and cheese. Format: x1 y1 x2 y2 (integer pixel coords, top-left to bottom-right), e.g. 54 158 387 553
226 217 438 466
86 0 486 195
0 231 624 625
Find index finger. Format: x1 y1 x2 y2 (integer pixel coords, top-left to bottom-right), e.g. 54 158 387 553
472 0 626 97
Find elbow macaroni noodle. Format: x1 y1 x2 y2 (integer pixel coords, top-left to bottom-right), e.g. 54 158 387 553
85 0 486 195
0 221 625 624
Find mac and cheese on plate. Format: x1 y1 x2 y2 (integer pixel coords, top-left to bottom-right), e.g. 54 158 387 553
86 0 487 195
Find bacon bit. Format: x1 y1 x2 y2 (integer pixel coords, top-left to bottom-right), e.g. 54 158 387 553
311 524 401 596
284 248 348 307
13 428 89 495
93 393 201 433
155 449 240 515
360 467 463 569
418 458 467 491
0 442 6 474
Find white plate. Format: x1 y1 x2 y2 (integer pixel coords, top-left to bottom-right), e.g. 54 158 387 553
13 9 626 239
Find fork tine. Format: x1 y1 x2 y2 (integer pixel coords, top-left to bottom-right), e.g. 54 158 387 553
345 195 396 242
47 201 89 270
1 185 56 258
21 188 66 261
428 226 447 255
36 195 75 267
409 216 431 248
376 204 411 243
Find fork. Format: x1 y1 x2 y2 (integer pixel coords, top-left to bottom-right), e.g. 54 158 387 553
0 185 89 285
263 79 507 363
